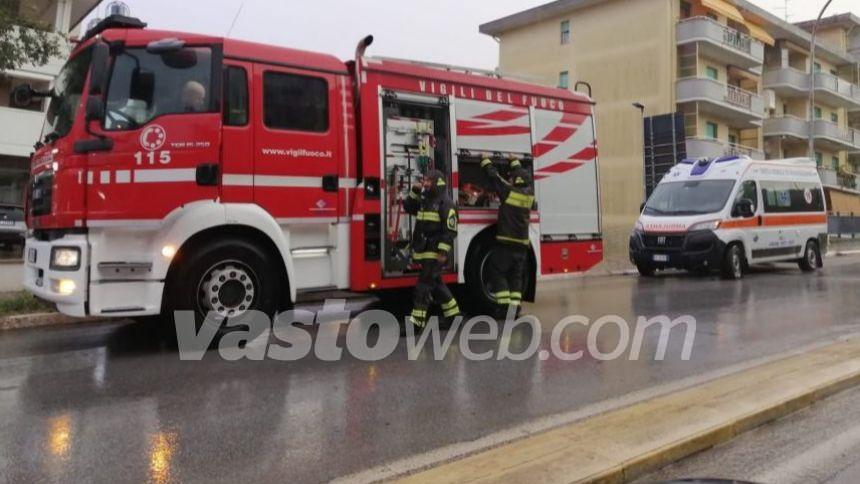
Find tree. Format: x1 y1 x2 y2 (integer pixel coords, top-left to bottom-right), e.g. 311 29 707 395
0 0 62 72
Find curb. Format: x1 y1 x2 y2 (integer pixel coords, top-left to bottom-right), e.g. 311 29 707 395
393 337 860 484
0 312 105 331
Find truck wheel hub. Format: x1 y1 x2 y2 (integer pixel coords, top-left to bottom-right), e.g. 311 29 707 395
199 263 256 318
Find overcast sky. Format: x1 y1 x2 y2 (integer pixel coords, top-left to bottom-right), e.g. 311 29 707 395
86 0 858 69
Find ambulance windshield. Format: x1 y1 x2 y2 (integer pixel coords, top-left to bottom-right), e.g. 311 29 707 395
644 180 736 216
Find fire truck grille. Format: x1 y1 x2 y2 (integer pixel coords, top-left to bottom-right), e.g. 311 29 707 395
31 172 53 217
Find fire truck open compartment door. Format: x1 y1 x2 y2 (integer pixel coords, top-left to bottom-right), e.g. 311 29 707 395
453 98 534 209
533 108 600 237
380 91 454 277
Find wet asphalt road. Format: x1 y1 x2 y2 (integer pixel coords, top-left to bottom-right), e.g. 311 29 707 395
2 257 860 483
637 383 860 484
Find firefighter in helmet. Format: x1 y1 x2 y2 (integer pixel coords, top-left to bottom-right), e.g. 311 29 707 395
481 158 535 313
403 170 461 328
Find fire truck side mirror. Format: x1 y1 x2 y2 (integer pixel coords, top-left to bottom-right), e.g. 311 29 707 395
89 41 110 96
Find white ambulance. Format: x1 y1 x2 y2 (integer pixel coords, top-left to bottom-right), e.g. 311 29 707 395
630 156 827 279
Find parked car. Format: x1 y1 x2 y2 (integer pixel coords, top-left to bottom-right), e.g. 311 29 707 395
0 204 26 251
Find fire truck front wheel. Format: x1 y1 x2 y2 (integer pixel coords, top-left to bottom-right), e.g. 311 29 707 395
163 238 282 331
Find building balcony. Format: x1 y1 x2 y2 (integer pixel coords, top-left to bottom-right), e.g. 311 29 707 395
763 116 860 152
763 68 860 110
763 116 809 140
676 77 764 128
686 137 764 160
0 107 45 158
818 168 859 191
813 120 860 152
676 17 764 70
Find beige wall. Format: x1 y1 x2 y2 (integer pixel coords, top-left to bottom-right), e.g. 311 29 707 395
497 0 677 270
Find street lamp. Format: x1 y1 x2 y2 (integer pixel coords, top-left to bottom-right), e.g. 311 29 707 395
809 0 835 162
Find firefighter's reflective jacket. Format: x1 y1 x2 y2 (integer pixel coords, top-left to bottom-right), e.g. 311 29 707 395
481 159 534 247
403 174 458 260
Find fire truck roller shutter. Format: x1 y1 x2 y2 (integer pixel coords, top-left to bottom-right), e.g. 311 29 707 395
156 201 296 314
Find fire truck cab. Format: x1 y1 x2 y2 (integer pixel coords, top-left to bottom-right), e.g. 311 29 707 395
22 16 603 322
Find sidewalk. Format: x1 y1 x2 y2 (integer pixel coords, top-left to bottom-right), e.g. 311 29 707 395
392 336 860 484
829 237 860 256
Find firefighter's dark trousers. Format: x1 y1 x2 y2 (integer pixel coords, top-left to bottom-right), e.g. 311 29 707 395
409 258 460 328
487 243 528 308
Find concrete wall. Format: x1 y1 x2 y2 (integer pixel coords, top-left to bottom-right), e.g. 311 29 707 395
497 0 677 270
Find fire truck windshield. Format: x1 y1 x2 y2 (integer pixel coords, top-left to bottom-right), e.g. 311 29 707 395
102 46 214 130
42 48 93 143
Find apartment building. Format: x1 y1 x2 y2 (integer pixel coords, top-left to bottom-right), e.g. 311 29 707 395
795 13 860 212
0 0 101 207
481 0 860 266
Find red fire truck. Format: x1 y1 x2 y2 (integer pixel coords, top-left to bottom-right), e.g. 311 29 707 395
20 15 602 323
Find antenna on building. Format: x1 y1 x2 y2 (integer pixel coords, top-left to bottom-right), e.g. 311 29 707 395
773 0 791 22
105 1 131 17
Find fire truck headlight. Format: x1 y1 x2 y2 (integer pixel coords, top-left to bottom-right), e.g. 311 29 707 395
161 245 177 259
50 247 81 270
54 279 77 296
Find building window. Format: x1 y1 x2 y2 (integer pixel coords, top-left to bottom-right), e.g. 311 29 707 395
706 122 718 139
813 62 822 73
815 152 823 166
831 112 838 123
728 134 738 145
560 20 571 44
705 66 719 80
782 104 788 116
832 156 840 169
263 71 329 132
558 71 570 89
814 106 822 119
680 1 692 19
830 69 838 76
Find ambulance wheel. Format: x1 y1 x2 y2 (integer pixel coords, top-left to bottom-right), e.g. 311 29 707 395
799 240 821 272
164 238 280 334
636 263 656 277
721 244 745 280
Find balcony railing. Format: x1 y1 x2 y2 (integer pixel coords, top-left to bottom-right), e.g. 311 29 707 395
764 116 860 150
813 120 860 149
722 28 752 54
677 77 764 121
726 84 752 110
686 137 764 160
818 168 859 191
763 68 860 108
676 17 763 66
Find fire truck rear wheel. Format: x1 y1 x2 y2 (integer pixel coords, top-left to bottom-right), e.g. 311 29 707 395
164 238 280 332
464 238 524 320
